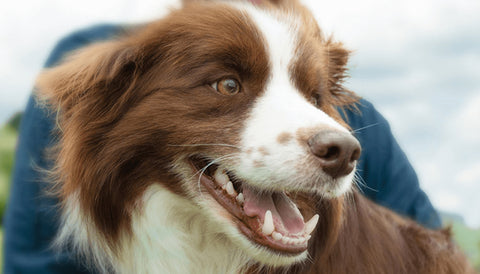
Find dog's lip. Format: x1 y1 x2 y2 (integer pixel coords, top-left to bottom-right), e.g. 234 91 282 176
188 156 315 255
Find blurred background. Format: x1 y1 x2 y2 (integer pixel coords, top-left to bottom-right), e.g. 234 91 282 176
0 0 479 270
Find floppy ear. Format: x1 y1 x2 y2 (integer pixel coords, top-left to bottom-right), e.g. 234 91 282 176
35 40 142 121
325 40 359 107
34 37 157 247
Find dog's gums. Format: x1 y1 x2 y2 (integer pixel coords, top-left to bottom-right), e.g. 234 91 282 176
190 156 318 254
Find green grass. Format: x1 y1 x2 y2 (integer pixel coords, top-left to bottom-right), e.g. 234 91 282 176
0 124 17 224
448 220 480 270
0 123 17 273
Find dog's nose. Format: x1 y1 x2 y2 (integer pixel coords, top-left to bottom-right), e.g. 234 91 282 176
308 130 361 179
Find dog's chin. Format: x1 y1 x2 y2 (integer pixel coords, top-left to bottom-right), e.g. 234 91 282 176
315 172 355 199
187 155 353 267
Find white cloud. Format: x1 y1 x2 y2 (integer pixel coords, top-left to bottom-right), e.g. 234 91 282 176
452 93 480 143
456 162 480 187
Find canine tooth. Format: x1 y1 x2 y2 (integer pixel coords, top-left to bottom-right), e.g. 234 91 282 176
305 214 319 235
272 232 282 241
236 193 244 204
262 210 274 235
214 168 229 186
226 181 236 196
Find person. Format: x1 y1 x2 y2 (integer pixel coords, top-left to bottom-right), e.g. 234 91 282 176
2 24 442 274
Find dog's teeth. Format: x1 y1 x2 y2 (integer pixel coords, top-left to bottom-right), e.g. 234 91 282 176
225 181 236 196
272 232 282 241
281 236 289 244
236 193 244 204
305 214 319 235
214 168 229 186
262 210 274 235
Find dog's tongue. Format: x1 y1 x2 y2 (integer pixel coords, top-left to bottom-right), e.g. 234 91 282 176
243 185 305 235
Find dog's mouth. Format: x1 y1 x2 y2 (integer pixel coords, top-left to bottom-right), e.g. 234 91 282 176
189 156 318 255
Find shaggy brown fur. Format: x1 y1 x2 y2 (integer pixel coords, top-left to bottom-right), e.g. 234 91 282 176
248 193 474 273
35 0 474 273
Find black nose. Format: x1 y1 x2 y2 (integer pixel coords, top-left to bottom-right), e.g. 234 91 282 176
308 130 361 179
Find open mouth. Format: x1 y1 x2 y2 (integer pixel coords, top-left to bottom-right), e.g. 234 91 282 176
189 156 319 255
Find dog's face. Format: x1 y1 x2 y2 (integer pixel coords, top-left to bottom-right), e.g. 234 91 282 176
37 0 359 268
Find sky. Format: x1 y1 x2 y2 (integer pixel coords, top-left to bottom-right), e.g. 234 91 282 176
0 0 479 227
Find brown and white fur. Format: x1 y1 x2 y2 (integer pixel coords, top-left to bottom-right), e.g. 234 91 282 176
35 0 474 273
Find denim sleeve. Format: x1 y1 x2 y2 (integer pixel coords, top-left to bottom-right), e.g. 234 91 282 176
3 24 121 274
344 99 442 229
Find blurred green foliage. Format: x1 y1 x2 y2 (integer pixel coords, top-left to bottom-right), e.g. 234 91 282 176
447 219 480 271
1 121 18 272
6 112 22 131
0 124 17 224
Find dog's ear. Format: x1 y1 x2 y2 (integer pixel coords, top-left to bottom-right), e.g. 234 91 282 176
35 39 142 120
325 40 359 107
35 38 151 244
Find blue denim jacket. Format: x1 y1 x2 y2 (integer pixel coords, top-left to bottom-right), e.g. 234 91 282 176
3 24 441 274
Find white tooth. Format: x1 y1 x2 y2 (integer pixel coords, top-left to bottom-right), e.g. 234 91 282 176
281 236 289 244
305 214 319 235
226 181 236 196
293 238 301 245
287 238 295 245
299 238 307 245
272 232 282 241
236 193 244 204
262 210 275 235
213 168 229 186
306 235 312 241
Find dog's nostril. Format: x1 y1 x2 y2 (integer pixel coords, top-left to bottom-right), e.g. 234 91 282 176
308 130 361 179
350 146 361 162
315 145 340 161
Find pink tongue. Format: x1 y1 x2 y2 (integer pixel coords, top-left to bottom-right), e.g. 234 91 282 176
243 185 305 235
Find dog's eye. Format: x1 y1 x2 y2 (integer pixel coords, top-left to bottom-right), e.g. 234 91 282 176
211 78 240 95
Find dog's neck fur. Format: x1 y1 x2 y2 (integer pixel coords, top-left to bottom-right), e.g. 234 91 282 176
58 182 472 274
113 185 253 273
128 186 471 274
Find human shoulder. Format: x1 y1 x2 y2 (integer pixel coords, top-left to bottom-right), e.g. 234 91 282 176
45 24 125 67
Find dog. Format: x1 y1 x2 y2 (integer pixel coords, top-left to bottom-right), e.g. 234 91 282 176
35 0 474 273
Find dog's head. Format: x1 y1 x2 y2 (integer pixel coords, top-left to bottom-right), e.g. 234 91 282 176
36 0 360 269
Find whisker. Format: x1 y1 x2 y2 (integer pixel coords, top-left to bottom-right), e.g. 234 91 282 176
353 171 378 193
351 122 381 133
189 154 238 180
167 143 241 149
343 187 358 215
352 174 365 195
191 154 239 197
